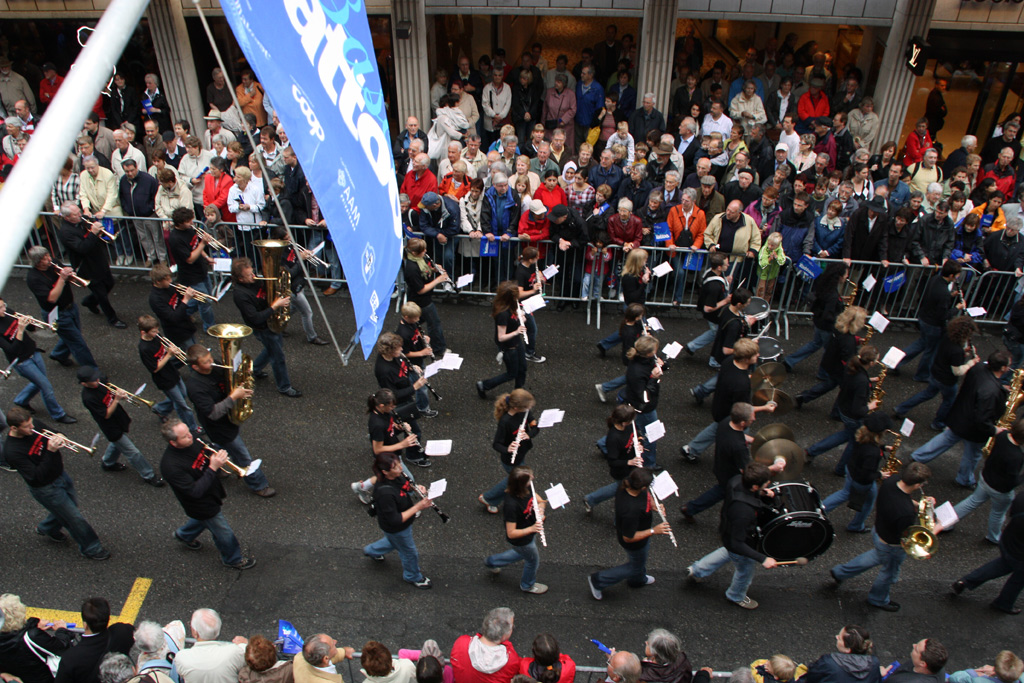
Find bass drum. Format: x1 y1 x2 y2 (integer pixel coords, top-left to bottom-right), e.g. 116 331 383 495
757 482 834 561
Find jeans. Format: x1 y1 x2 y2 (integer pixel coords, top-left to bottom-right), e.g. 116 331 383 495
686 421 718 458
686 322 718 355
954 476 1015 542
1004 332 1024 371
47 304 97 367
253 328 293 393
822 471 878 531
899 320 943 382
102 434 156 480
524 312 539 357
291 289 317 341
672 256 694 303
213 434 271 491
685 482 725 516
176 512 242 565
13 352 68 419
808 408 861 474
895 377 957 427
690 546 758 603
831 530 906 606
598 331 621 351
153 379 200 432
364 525 424 583
29 472 104 557
485 539 540 590
799 372 840 405
483 463 514 507
184 277 216 331
482 344 526 390
785 327 832 370
431 236 456 276
961 543 1024 612
581 273 604 300
584 480 621 508
591 543 649 590
692 373 719 400
414 385 432 412
600 374 626 396
911 427 985 487
419 302 448 356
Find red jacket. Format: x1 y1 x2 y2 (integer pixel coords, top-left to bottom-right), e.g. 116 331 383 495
401 169 438 212
39 75 64 107
902 130 933 167
519 655 576 683
980 163 1017 198
606 213 643 248
203 173 236 222
797 91 829 123
450 635 520 683
518 213 550 259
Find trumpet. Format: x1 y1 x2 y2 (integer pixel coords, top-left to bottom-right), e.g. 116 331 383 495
99 382 156 409
4 311 57 331
84 216 118 243
50 263 90 288
291 241 329 268
194 224 233 254
32 429 95 455
171 283 216 304
197 441 258 478
156 334 188 364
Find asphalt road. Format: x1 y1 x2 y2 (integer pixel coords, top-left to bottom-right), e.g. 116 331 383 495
0 275 1019 674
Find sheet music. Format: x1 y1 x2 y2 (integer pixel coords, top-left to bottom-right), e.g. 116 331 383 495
456 273 474 288
934 501 957 528
213 258 232 272
542 264 559 279
545 483 570 509
651 470 678 499
521 295 546 314
881 346 905 369
868 311 890 333
645 419 666 443
652 261 673 277
900 419 914 437
862 274 876 292
427 478 447 499
967 307 986 317
425 440 452 456
309 241 326 255
646 317 664 331
662 341 683 359
537 409 565 428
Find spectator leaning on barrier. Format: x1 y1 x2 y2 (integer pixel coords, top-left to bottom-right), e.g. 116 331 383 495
173 609 246 683
450 608 520 683
293 634 355 683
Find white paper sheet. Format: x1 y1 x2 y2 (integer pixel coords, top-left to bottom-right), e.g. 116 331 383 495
427 478 448 499
309 241 325 256
645 419 666 443
245 458 263 475
542 264 559 279
662 341 683 359
440 354 464 370
537 408 565 428
646 316 664 331
862 274 876 292
232 350 242 372
424 362 441 377
215 281 232 301
652 261 673 277
900 419 914 437
651 470 679 499
213 258 232 272
868 311 890 333
169 264 178 274
967 306 986 317
521 295 546 314
456 273 474 289
545 483 570 509
425 440 452 456
935 501 958 528
881 346 905 369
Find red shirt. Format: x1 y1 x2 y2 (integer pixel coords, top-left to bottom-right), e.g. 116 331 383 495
39 75 64 106
401 169 438 211
203 173 236 222
450 635 520 683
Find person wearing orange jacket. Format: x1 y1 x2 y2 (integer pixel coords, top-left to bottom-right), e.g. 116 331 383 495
666 188 708 305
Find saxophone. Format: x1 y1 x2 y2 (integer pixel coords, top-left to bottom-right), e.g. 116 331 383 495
859 324 876 346
984 368 1024 457
870 365 888 406
880 429 903 477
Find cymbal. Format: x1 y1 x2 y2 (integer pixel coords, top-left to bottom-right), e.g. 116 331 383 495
754 438 806 480
750 423 796 457
752 383 796 417
751 362 788 389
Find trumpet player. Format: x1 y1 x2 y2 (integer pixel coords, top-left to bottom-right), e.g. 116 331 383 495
0 297 76 424
57 202 127 329
268 225 329 346
4 406 110 560
77 366 163 487
137 316 199 434
828 462 938 613
821 412 895 533
159 419 256 570
25 246 98 368
148 264 197 349
403 238 449 358
168 207 216 331
396 302 437 418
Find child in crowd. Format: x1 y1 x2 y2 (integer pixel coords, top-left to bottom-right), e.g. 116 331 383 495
756 232 787 303
582 231 612 301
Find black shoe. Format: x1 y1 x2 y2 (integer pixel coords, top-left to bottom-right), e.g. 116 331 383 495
596 342 606 358
795 396 804 410
828 568 843 587
0 462 16 473
145 476 165 487
364 552 385 561
869 600 900 612
556 302 567 312
110 320 127 329
411 577 432 589
53 355 75 367
15 402 36 414
174 532 203 550
224 557 257 570
571 302 580 311
55 414 77 424
86 304 101 315
85 549 111 560
410 457 432 468
689 388 704 406
991 603 1022 615
680 506 695 524
684 344 695 356
37 528 68 543
476 380 487 399
951 580 966 595
253 370 269 379
680 445 698 463
308 337 330 345
280 388 303 397
102 462 128 472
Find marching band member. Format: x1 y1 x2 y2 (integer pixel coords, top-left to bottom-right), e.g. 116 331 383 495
821 412 894 533
615 336 663 468
148 264 198 349
374 332 430 468
895 260 965 382
595 303 645 404
584 405 644 513
137 315 199 433
515 246 546 363
795 306 866 414
403 238 449 358
477 281 528 398
57 201 126 329
25 246 97 368
396 302 437 418
952 489 1024 614
951 417 1024 545
167 207 216 331
0 296 76 423
479 389 537 514
688 288 755 409
783 262 846 372
806 345 879 475
350 389 420 505
682 252 730 361
483 465 549 594
268 225 329 346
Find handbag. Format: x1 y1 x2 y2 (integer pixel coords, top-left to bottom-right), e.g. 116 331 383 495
24 631 61 676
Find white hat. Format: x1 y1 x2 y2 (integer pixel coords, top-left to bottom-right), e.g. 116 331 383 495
529 199 547 215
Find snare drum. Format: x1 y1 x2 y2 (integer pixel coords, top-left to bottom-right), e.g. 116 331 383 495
746 297 770 321
758 337 783 362
757 482 834 561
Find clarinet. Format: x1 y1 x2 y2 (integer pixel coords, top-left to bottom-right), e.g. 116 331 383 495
424 253 454 292
401 352 441 401
508 411 530 465
415 321 435 360
395 421 450 523
529 480 547 547
633 423 676 548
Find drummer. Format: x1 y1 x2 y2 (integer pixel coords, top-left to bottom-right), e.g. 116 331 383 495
680 339 777 465
686 461 778 610
680 399 784 522
689 288 757 407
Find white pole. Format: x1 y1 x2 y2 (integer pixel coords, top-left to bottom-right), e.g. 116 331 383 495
0 0 151 290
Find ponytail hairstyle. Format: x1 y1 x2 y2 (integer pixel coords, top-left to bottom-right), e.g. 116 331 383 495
505 465 533 498
620 303 646 337
371 452 401 481
847 345 878 374
367 388 396 413
840 625 873 655
607 403 636 429
626 334 659 361
494 388 535 420
529 634 563 683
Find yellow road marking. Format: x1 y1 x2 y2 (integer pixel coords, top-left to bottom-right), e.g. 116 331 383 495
26 577 152 626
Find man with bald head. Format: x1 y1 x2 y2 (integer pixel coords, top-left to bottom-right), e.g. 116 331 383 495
394 115 428 164
400 152 438 212
607 651 642 683
293 634 355 683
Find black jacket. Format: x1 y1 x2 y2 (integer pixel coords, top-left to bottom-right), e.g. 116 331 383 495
947 363 1007 443
185 369 238 444
233 281 274 332
0 619 74 683
719 475 767 562
118 171 158 217
843 205 888 262
54 624 134 683
884 222 917 262
765 91 798 128
800 653 882 683
548 208 588 250
58 219 113 286
918 274 956 327
983 230 1024 272
624 355 660 413
911 213 955 263
161 441 226 520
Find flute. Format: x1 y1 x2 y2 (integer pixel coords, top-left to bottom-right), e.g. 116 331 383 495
508 411 530 465
517 301 530 346
401 352 441 401
529 479 547 547
633 423 676 548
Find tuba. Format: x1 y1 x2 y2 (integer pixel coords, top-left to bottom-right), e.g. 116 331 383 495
901 493 937 560
253 240 292 333
208 323 254 425
984 368 1024 457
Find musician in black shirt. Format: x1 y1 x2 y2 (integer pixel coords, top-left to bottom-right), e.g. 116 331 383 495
784 262 846 371
595 303 645 405
403 238 449 358
514 246 547 363
0 297 75 423
796 305 865 413
822 411 893 533
137 315 199 432
894 316 978 431
484 465 548 594
690 288 755 404
25 246 97 368
897 260 965 382
374 332 429 467
953 489 1024 614
807 345 879 475
584 405 645 512
148 264 198 347
953 417 1024 544
167 207 216 330
588 468 671 600
78 365 162 486
231 257 301 397
614 336 665 468
480 389 538 513
396 302 437 417
184 344 275 497
4 406 109 559
269 225 329 345
683 252 730 361
363 451 434 589
477 281 527 397
56 202 126 328
687 462 777 610
159 419 255 569
830 462 937 612
350 389 420 505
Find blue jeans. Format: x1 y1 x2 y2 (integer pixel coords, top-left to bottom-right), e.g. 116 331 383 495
584 480 621 508
807 408 861 474
954 476 1015 543
899 320 943 381
831 530 907 607
686 321 718 356
176 512 242 565
431 237 456 277
785 327 832 370
364 525 424 583
600 374 627 396
524 311 538 357
581 272 603 300
184 277 216 331
692 373 719 400
29 472 105 557
482 344 526 390
291 289 317 341
685 482 725 516
591 543 649 590
686 420 718 458
102 434 156 480
414 385 431 412
14 352 68 419
253 328 293 393
153 379 200 432
799 372 840 405
485 539 540 590
419 302 448 357
598 331 621 351
690 546 758 603
483 463 514 507
47 304 97 367
822 471 878 532
911 427 985 487
214 434 271 491
895 377 957 427
961 543 1024 612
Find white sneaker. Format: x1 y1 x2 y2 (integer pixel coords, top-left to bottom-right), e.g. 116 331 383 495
495 351 504 364
525 354 546 363
595 383 607 403
643 575 655 585
734 595 758 609
523 583 548 594
350 481 372 505
115 255 125 266
587 575 603 600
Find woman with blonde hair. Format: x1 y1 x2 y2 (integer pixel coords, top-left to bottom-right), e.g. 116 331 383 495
796 305 867 413
511 154 541 197
478 389 538 514
0 593 74 683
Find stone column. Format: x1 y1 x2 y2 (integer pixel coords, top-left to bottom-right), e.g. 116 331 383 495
872 0 936 147
147 0 206 131
391 0 431 136
637 0 676 124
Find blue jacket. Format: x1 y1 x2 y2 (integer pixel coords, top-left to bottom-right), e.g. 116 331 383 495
773 206 815 262
480 186 521 237
814 215 845 257
801 653 881 683
589 163 625 196
876 178 910 209
418 196 461 238
951 224 984 264
575 80 605 127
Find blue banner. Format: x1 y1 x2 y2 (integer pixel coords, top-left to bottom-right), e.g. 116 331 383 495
794 255 823 280
883 270 906 293
220 0 402 358
653 221 670 242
